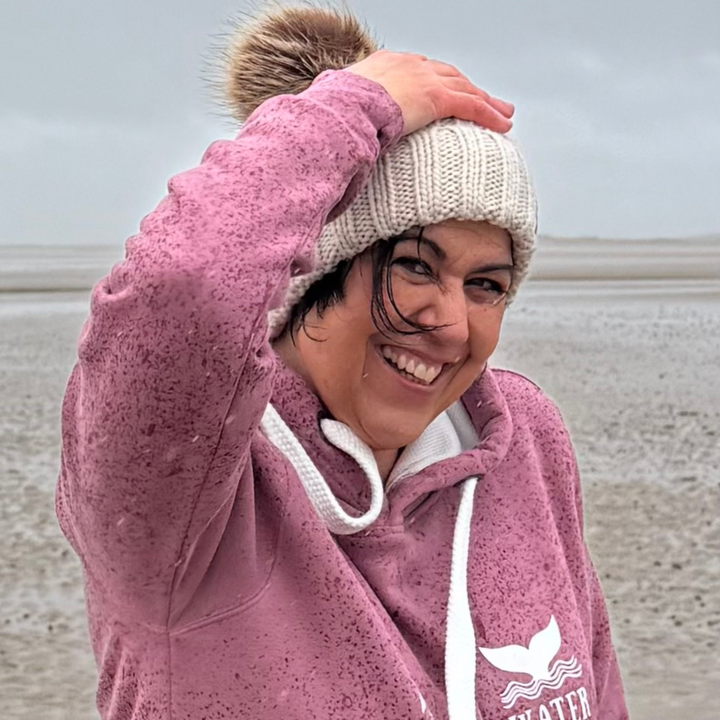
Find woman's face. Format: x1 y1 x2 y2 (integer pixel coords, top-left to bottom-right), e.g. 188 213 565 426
278 219 513 452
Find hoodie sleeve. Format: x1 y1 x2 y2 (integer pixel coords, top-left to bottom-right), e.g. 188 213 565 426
561 415 629 718
585 555 629 718
569 452 628 717
55 69 403 622
504 370 629 718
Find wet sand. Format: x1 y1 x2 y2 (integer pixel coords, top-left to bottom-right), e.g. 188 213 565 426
0 239 718 719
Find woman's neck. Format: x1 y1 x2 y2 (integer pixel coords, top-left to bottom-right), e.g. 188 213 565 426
374 448 401 484
274 333 401 483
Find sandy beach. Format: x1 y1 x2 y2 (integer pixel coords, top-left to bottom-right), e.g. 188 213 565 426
0 238 718 719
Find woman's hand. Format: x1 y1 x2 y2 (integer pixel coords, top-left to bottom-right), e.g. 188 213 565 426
346 49 514 137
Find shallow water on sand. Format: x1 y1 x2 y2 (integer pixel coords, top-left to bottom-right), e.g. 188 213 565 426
0 277 718 719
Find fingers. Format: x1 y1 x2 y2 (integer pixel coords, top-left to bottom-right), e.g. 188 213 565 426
486 96 515 118
426 59 464 78
361 50 516 134
441 78 514 131
442 76 490 101
444 91 513 133
434 66 515 119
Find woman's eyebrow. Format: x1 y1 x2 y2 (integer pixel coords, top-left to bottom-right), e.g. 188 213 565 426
396 235 446 260
471 263 514 273
396 235 513 272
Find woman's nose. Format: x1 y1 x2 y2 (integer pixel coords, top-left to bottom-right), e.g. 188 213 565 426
410 284 470 345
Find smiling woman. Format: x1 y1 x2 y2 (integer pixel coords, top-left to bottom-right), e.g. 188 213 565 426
274 220 515 476
55 5 628 720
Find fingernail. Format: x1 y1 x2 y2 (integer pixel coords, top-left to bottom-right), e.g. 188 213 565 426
495 99 514 117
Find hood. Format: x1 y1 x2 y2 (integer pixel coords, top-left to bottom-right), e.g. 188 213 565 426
266 354 514 527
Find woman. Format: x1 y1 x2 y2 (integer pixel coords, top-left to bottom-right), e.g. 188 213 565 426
56 6 627 719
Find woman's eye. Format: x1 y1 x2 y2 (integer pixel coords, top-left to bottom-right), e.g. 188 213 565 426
392 257 433 276
468 278 505 295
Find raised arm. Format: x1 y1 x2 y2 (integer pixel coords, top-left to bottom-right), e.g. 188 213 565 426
56 54 514 623
56 69 402 618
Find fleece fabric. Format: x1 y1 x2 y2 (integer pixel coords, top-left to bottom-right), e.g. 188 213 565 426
56 69 628 720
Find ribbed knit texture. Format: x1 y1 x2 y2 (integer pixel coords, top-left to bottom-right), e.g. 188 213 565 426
268 118 538 336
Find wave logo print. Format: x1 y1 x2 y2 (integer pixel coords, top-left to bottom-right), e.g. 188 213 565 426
477 616 583 709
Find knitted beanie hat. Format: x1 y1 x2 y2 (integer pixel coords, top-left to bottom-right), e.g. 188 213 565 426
221 5 538 337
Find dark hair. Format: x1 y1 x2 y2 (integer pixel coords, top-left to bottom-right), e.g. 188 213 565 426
284 228 445 342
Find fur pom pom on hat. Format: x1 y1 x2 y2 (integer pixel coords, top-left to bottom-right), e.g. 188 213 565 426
221 4 538 337
223 4 378 122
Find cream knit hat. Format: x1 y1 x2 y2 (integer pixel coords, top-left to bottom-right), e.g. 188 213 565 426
267 118 537 334
221 6 538 337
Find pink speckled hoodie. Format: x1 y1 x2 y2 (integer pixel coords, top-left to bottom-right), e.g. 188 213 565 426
56 70 627 720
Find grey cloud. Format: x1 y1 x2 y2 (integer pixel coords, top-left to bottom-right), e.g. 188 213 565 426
1 0 718 244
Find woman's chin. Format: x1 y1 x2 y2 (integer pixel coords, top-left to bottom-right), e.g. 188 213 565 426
355 413 429 453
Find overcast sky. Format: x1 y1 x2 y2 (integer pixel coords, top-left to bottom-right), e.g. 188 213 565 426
1 0 718 246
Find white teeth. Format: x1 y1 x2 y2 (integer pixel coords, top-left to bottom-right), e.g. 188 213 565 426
380 346 443 385
425 366 441 383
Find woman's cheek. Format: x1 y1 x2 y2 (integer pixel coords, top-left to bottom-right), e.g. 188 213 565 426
471 309 504 356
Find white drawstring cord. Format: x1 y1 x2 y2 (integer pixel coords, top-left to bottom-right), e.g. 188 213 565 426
260 403 384 535
445 477 480 720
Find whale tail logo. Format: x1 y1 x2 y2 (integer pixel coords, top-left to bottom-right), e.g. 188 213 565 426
477 616 583 709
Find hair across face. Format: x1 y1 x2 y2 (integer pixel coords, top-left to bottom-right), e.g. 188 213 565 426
286 224 513 339
273 219 514 454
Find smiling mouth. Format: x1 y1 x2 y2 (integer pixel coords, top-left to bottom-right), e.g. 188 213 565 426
379 345 445 387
